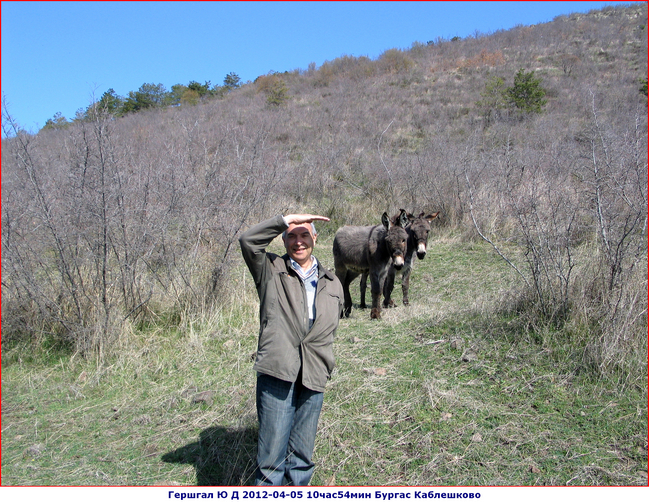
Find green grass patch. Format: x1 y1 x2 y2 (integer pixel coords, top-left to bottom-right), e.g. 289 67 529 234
2 237 646 486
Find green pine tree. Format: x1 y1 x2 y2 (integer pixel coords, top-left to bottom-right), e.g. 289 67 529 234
506 69 547 115
223 72 241 90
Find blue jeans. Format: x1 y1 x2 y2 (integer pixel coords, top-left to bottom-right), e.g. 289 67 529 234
255 373 324 486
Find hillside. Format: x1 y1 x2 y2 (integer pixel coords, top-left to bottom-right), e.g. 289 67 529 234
1 3 647 486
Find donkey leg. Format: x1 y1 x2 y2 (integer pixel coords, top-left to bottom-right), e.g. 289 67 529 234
343 280 353 317
359 272 368 309
370 272 382 320
402 269 411 306
370 291 382 319
337 269 354 318
382 266 396 308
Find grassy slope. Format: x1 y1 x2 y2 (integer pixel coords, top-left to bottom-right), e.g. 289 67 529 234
1 235 647 486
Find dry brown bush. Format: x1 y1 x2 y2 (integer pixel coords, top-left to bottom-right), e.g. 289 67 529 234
2 4 646 373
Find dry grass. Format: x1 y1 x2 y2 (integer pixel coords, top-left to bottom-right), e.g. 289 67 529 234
2 235 647 487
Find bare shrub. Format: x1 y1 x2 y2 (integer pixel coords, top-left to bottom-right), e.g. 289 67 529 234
571 97 648 376
1 101 281 357
466 99 647 379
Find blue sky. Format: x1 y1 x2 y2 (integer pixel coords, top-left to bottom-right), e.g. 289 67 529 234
1 1 636 133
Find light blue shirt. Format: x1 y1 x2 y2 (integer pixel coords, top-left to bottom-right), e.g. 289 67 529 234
289 256 319 328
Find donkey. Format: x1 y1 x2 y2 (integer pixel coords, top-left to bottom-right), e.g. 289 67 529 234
332 210 409 319
360 211 440 309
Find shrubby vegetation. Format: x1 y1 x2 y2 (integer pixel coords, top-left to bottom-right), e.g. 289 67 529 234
476 68 548 124
255 73 290 106
2 3 647 387
41 73 243 129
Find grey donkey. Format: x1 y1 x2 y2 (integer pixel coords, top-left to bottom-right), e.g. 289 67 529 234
332 209 409 319
377 211 440 308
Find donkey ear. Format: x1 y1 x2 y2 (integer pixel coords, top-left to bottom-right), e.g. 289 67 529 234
381 212 390 229
398 210 409 228
425 211 440 222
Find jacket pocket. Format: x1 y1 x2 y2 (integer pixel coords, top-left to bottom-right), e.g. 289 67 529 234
323 290 342 315
310 290 341 340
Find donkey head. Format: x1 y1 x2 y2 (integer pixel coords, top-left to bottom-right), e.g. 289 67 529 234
409 211 440 260
381 209 409 270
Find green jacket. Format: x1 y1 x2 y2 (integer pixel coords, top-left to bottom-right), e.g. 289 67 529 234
239 215 344 392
